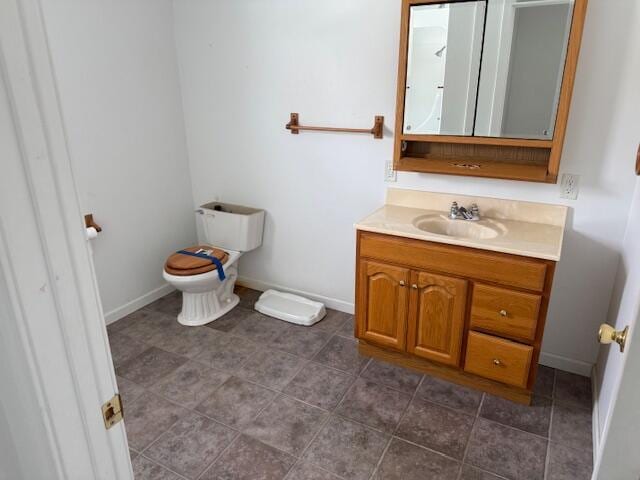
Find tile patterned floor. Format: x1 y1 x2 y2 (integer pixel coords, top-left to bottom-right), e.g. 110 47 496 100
108 288 594 480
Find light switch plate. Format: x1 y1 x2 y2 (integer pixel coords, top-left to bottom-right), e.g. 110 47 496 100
385 160 397 182
560 173 580 200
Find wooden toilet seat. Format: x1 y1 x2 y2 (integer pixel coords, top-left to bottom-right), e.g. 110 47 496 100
164 245 229 276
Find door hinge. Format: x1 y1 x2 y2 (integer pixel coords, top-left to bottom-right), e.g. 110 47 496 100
102 393 123 429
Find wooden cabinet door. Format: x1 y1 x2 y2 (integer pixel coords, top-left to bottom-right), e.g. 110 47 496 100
407 271 468 366
357 260 410 351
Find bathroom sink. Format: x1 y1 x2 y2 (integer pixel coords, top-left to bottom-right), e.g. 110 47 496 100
412 214 505 240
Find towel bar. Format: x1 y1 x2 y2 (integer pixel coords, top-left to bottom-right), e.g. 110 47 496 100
285 113 384 139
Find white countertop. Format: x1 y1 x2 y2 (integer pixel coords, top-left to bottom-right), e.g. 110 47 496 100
355 189 568 261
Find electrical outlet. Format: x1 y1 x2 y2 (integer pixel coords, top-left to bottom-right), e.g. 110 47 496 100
385 160 397 182
560 173 580 200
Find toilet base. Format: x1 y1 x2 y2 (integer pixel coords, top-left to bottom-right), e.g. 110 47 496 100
177 292 240 327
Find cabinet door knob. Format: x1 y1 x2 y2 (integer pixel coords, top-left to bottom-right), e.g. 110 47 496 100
493 358 502 366
499 309 508 317
399 281 405 287
411 284 418 289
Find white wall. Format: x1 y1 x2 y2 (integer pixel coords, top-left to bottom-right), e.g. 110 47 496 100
174 0 639 374
41 0 197 322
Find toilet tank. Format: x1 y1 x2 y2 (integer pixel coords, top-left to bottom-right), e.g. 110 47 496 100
197 202 265 252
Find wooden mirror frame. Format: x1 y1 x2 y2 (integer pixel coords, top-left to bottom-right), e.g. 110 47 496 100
393 0 588 183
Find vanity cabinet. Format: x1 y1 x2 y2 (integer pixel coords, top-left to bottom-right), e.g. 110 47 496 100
407 271 467 367
357 260 409 351
355 231 556 404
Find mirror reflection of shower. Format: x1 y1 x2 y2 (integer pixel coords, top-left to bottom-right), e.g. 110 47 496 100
403 1 485 136
403 3 449 134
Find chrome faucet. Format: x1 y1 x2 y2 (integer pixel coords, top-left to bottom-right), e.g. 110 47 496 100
449 201 480 221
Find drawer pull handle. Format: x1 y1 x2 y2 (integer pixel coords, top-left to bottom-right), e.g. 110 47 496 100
412 284 418 289
399 281 405 287
493 358 502 366
499 309 508 317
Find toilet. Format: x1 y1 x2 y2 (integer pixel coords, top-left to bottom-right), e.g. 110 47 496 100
163 202 265 326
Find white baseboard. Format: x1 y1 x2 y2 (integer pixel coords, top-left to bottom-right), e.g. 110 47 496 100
237 276 355 314
104 283 175 325
538 351 593 377
591 364 600 469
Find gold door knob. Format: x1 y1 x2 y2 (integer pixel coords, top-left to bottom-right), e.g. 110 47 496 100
399 281 405 287
493 358 502 366
599 324 629 353
499 309 508 317
412 284 418 289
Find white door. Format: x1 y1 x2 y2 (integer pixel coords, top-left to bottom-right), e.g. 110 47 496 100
593 177 640 479
0 0 132 478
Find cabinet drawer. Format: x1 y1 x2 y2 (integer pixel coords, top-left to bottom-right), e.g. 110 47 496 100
470 284 541 342
358 232 547 291
464 332 533 388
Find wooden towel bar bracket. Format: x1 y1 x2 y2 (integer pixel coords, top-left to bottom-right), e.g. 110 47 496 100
286 113 384 139
84 213 102 233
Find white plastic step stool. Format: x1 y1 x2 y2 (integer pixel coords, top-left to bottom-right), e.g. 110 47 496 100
254 289 326 326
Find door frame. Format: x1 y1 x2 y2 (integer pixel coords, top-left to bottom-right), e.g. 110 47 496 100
0 0 132 478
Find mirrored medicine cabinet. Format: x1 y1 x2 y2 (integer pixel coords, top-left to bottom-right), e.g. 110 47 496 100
393 0 588 183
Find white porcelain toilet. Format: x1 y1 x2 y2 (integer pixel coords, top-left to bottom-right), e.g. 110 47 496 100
163 202 264 326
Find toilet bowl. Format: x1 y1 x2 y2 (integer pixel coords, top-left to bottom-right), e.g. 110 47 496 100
162 202 264 326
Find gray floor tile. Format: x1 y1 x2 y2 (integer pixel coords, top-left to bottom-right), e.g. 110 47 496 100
118 310 176 344
550 402 593 451
480 395 552 437
237 348 304 390
116 346 187 387
116 375 145 406
361 359 422 394
146 291 182 316
373 437 460 480
201 434 295 480
145 411 236 479
283 362 354 410
547 442 593 480
132 456 181 480
310 309 351 333
533 365 555 399
270 324 331 359
124 391 187 451
396 398 474 459
148 324 225 359
195 376 276 428
284 461 342 480
417 375 483 415
459 465 506 479
554 371 592 410
206 306 254 332
151 360 230 409
129 449 139 461
230 311 289 344
236 287 262 310
303 416 388 480
194 333 258 372
313 335 369 375
108 331 149 368
465 418 547 480
335 378 411 433
107 308 155 335
335 316 355 338
243 395 328 456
